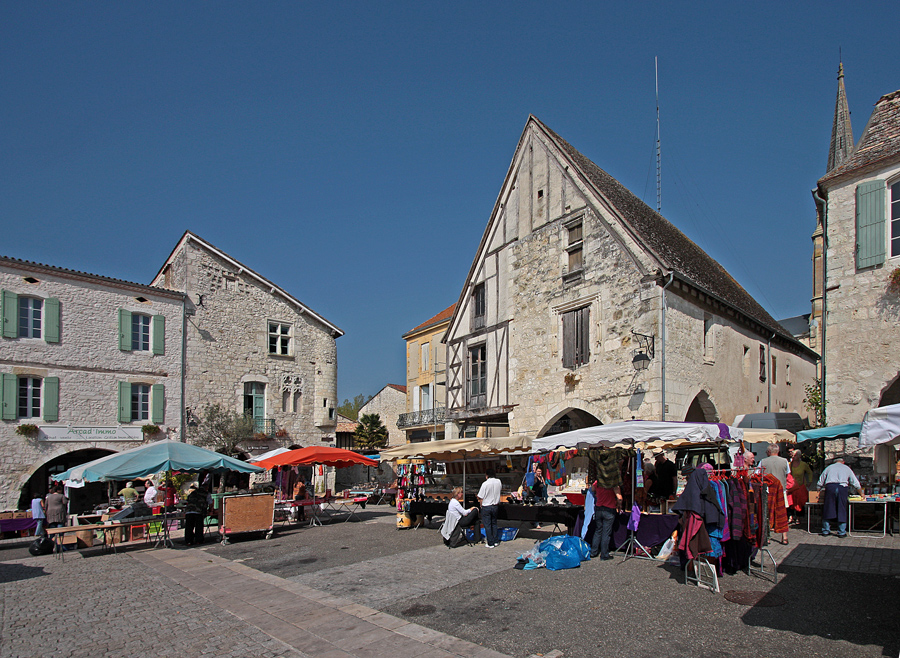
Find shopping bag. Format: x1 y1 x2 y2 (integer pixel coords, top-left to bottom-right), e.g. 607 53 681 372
541 535 591 571
656 534 676 561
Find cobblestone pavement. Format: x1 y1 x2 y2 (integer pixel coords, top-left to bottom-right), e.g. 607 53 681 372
2 506 898 658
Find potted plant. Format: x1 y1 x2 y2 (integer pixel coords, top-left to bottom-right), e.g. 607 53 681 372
253 431 269 440
564 372 579 388
887 267 900 296
275 428 288 438
15 424 39 438
141 424 161 437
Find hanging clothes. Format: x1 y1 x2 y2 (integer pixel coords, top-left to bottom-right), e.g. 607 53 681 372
672 467 724 528
594 449 627 488
763 474 789 535
677 511 711 560
710 480 731 542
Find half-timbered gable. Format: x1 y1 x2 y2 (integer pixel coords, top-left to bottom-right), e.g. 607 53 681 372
444 116 817 440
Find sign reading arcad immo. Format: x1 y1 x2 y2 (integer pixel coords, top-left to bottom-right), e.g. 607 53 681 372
38 426 143 442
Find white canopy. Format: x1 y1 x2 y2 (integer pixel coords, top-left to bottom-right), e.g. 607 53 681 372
379 436 531 462
531 421 742 452
859 403 900 447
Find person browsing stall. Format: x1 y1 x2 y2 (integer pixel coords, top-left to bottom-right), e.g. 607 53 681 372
184 484 212 546
30 492 46 537
143 480 158 505
590 480 622 561
477 469 502 548
441 487 480 548
758 444 790 545
817 458 862 538
118 482 138 505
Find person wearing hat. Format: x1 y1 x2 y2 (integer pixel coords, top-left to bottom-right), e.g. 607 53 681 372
117 482 138 505
183 483 212 546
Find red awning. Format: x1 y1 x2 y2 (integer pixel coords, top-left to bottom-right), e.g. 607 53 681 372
251 446 378 470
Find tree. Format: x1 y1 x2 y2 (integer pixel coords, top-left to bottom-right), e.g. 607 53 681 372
354 413 388 450
803 379 827 428
188 404 255 456
337 393 372 421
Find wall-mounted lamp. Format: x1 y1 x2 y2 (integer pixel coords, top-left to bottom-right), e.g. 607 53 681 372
631 330 655 371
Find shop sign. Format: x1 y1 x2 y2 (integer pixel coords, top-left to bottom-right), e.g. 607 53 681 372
38 426 143 442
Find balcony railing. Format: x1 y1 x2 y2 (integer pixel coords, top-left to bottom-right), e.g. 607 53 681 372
397 406 446 429
252 418 276 436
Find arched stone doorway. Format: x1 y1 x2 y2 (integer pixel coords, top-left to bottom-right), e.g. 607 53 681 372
537 408 602 438
18 448 115 513
684 390 719 423
879 374 900 407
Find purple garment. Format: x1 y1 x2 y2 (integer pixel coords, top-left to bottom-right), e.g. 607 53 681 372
728 478 747 540
626 504 641 531
711 480 730 542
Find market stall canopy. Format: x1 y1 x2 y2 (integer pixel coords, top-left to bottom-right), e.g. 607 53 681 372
859 403 900 447
379 436 532 462
739 428 797 444
251 447 291 463
52 440 264 483
251 446 378 469
531 421 740 453
796 424 861 443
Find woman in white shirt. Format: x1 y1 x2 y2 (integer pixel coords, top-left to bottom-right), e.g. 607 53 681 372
440 487 480 548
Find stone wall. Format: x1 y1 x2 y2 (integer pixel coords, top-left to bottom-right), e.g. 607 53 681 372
823 163 900 426
153 239 339 450
0 262 183 509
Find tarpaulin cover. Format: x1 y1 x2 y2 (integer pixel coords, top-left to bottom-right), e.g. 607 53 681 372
531 421 740 452
52 440 263 483
379 436 532 462
859 403 900 447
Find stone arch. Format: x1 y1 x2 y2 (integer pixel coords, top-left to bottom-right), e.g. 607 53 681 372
684 390 720 423
879 373 900 407
536 404 602 438
17 447 117 512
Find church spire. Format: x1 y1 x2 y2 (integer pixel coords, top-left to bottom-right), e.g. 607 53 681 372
827 62 853 172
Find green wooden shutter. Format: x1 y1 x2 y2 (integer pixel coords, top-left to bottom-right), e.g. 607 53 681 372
118 381 132 423
43 377 59 422
152 315 165 355
118 309 132 351
2 290 18 339
44 298 60 343
151 384 165 424
856 180 886 269
1 373 16 420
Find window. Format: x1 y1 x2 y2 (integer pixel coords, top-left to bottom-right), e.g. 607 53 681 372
562 307 590 369
18 297 42 338
770 356 777 385
468 344 486 407
742 346 751 376
472 284 486 330
891 180 900 258
132 313 150 351
565 219 584 276
118 310 164 354
117 382 163 423
759 346 767 382
703 314 715 361
131 384 150 421
244 382 266 421
420 384 432 410
18 377 41 418
785 361 792 386
268 321 291 356
421 343 430 371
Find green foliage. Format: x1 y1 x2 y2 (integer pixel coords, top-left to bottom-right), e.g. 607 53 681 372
337 393 372 421
888 267 900 296
188 404 255 456
353 413 388 450
803 379 826 428
141 424 161 436
15 424 39 438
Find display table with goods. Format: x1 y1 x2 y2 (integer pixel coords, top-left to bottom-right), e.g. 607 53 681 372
498 501 583 534
610 512 680 553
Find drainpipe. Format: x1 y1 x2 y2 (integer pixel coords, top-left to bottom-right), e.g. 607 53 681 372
660 272 675 421
180 295 188 442
813 187 827 425
767 331 775 412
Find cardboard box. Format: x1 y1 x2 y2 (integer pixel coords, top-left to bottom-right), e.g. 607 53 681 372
75 529 94 548
0 512 13 520
13 511 29 519
808 489 822 503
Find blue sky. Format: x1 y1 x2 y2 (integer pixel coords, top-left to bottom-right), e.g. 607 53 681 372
2 3 898 403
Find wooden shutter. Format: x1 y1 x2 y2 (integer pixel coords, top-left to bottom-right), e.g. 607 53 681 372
856 180 886 269
118 309 132 351
151 384 165 423
1 373 16 420
2 290 18 339
562 310 576 368
118 381 132 423
152 315 165 355
43 377 59 422
44 298 60 343
576 306 590 366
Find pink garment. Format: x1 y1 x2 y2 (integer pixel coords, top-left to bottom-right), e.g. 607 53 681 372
677 511 705 560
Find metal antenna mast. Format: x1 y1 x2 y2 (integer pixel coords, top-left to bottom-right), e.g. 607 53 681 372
655 56 661 214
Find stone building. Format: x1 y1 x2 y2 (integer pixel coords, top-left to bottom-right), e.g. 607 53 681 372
152 232 342 455
811 70 900 425
444 116 818 440
0 256 184 510
358 384 407 448
399 304 455 442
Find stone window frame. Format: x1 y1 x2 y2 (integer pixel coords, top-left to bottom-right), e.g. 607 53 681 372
267 320 293 357
553 294 599 371
562 214 585 283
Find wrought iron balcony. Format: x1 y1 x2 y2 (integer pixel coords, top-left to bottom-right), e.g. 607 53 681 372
397 406 446 429
252 418 276 436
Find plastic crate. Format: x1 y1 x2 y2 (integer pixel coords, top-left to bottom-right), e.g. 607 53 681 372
499 527 518 541
465 527 486 541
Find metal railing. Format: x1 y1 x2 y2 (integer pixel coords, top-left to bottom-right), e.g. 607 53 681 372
397 406 446 429
252 418 275 436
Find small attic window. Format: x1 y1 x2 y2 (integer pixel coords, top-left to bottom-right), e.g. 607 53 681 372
135 296 150 303
537 189 544 199
23 277 39 284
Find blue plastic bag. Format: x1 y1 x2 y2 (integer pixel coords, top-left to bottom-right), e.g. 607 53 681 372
540 535 591 571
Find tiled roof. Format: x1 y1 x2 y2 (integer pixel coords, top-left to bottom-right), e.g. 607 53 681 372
820 89 900 185
535 117 793 342
336 422 358 433
387 384 407 394
403 304 456 338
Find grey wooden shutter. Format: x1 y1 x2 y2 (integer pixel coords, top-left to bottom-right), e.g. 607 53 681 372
43 377 59 422
562 310 575 368
1 373 16 420
2 290 18 339
44 298 60 343
151 384 165 423
856 180 886 269
118 382 132 423
118 309 132 351
152 315 165 355
576 306 590 366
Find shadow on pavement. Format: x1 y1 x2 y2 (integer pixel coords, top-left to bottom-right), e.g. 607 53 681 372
739 562 900 657
0 561 48 584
